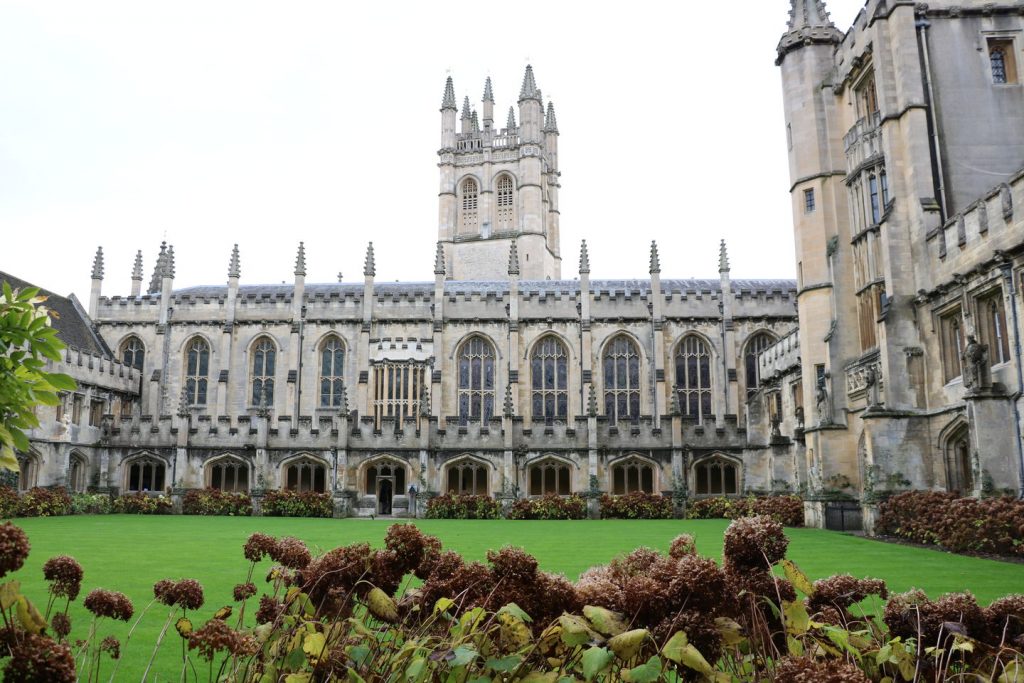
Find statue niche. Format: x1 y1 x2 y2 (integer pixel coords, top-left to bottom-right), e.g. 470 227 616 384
961 335 992 393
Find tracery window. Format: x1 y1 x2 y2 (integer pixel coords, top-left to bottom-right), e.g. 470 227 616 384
744 332 776 398
611 459 654 495
251 338 276 407
992 46 1007 83
319 337 346 408
496 175 514 232
126 457 165 493
528 459 571 496
978 290 1011 366
372 362 427 426
185 337 210 406
461 178 479 234
446 460 488 495
531 337 568 420
285 458 327 493
603 335 640 421
120 336 145 371
988 39 1016 84
209 459 249 492
694 458 739 496
674 336 712 421
939 308 964 383
457 337 495 424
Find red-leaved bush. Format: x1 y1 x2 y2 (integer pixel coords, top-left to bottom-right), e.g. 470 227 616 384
599 491 673 519
877 491 1024 557
424 494 500 519
687 495 804 526
507 494 587 520
260 490 332 518
182 489 252 516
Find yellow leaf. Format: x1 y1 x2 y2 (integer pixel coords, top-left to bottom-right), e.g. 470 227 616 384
783 600 810 636
176 617 193 638
366 587 398 623
781 560 815 597
0 581 21 610
713 617 744 647
608 629 649 661
998 659 1023 683
497 611 533 652
214 605 232 620
583 605 628 636
303 632 327 664
16 596 46 635
285 675 312 683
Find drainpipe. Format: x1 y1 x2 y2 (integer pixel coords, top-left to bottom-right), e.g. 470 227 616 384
1001 264 1024 499
917 18 949 221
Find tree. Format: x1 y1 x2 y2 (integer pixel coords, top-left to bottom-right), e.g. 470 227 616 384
0 281 76 471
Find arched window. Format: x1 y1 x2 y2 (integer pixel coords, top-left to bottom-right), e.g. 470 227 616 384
284 458 327 493
496 175 514 232
446 459 488 495
460 178 479 234
68 454 88 493
531 337 569 420
611 459 654 495
120 337 145 371
603 335 641 421
319 337 346 408
868 174 881 224
251 338 276 407
18 455 38 492
945 427 973 493
675 336 712 421
694 457 740 496
184 337 210 406
209 458 249 492
744 332 776 398
528 459 571 496
126 457 166 493
457 336 495 424
991 46 1008 84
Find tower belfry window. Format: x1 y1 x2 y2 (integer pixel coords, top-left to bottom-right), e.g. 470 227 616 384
496 175 514 232
460 179 479 235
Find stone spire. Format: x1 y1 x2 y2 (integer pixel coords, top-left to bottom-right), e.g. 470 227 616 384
543 101 559 134
294 242 306 276
441 76 457 110
506 107 517 131
649 241 661 274
461 96 472 120
519 64 541 101
777 0 843 64
508 240 520 276
148 242 167 294
131 250 144 282
91 247 104 280
228 244 241 280
483 76 494 103
434 242 446 276
579 240 590 275
471 109 480 132
364 242 376 277
719 240 730 273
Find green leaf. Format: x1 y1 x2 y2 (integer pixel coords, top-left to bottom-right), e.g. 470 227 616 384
484 655 521 673
783 600 810 636
998 659 1023 683
622 656 662 683
661 631 689 664
434 597 456 615
46 373 77 391
17 596 47 635
303 632 327 664
497 602 533 623
581 646 613 682
559 614 599 648
284 675 311 683
583 605 628 636
608 629 649 661
450 646 477 668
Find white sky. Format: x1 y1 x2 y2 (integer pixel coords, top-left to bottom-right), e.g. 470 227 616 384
0 0 866 299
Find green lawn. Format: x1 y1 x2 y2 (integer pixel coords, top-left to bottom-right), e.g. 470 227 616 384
6 515 1024 680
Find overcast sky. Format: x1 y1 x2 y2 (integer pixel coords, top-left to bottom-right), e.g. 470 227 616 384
0 0 866 299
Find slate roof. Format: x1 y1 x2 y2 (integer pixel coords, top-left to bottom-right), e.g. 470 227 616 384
0 271 113 357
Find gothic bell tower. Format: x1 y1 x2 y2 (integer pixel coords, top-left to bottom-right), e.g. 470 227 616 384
437 66 562 281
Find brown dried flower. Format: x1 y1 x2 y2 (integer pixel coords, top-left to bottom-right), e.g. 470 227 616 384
42 556 83 601
255 595 284 624
243 532 277 563
0 522 31 579
3 633 76 683
99 635 121 660
153 579 204 610
51 613 72 640
270 537 311 570
668 534 697 559
774 656 869 682
723 516 789 569
83 589 134 621
188 619 259 661
233 582 257 602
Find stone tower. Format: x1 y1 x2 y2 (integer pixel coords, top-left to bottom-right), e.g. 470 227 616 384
437 66 562 281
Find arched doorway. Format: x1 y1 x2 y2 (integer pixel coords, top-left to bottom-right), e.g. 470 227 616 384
365 460 406 516
378 479 393 515
944 425 973 494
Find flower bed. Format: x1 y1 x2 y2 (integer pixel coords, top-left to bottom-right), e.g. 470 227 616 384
260 490 333 518
687 494 804 527
598 491 674 519
507 494 587 520
181 489 253 516
424 493 500 519
877 491 1024 557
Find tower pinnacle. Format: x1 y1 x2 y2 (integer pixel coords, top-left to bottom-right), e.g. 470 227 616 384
544 101 559 134
519 64 541 101
131 250 144 282
461 96 471 121
148 242 167 294
508 240 520 276
483 77 494 103
228 244 241 280
441 76 457 110
434 242 446 276
649 241 661 275
506 107 517 131
294 242 306 276
91 247 104 280
579 240 590 275
364 243 376 277
719 240 730 273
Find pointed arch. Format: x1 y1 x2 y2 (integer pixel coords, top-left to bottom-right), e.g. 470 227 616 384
692 453 742 496
17 452 40 492
743 331 778 397
529 335 570 421
459 176 480 235
183 335 211 406
673 333 714 421
122 452 169 494
607 453 659 495
205 453 251 492
443 455 492 495
68 451 89 493
280 453 329 493
456 335 496 424
601 333 642 421
360 455 410 513
119 335 145 371
318 334 346 408
526 454 574 496
494 172 516 233
249 335 278 407
939 418 973 494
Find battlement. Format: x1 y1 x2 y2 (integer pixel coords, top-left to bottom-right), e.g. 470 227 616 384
51 346 139 394
758 328 801 381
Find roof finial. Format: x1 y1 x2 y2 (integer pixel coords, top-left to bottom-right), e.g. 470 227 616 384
579 240 590 275
649 241 661 275
543 101 559 134
471 109 480 132
506 107 517 132
228 244 241 279
364 242 376 277
508 240 520 276
131 250 144 282
91 247 104 280
483 76 494 103
519 64 540 101
434 242 446 276
441 76 457 110
461 96 471 120
148 242 167 294
337 272 343 283
787 0 833 30
719 240 730 273
294 242 306 276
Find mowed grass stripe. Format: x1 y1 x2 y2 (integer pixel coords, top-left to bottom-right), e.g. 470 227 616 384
6 516 1024 680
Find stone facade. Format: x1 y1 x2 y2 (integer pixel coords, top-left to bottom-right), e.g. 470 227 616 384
773 0 1024 527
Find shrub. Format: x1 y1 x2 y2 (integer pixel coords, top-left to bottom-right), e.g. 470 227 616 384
261 490 332 518
70 493 112 515
507 494 587 520
599 491 673 519
0 485 19 518
111 493 173 515
687 495 804 527
182 488 252 516
424 493 500 519
877 491 1024 557
17 487 72 517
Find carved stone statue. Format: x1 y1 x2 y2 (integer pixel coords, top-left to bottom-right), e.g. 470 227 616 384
961 335 991 391
864 365 881 408
816 376 833 426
